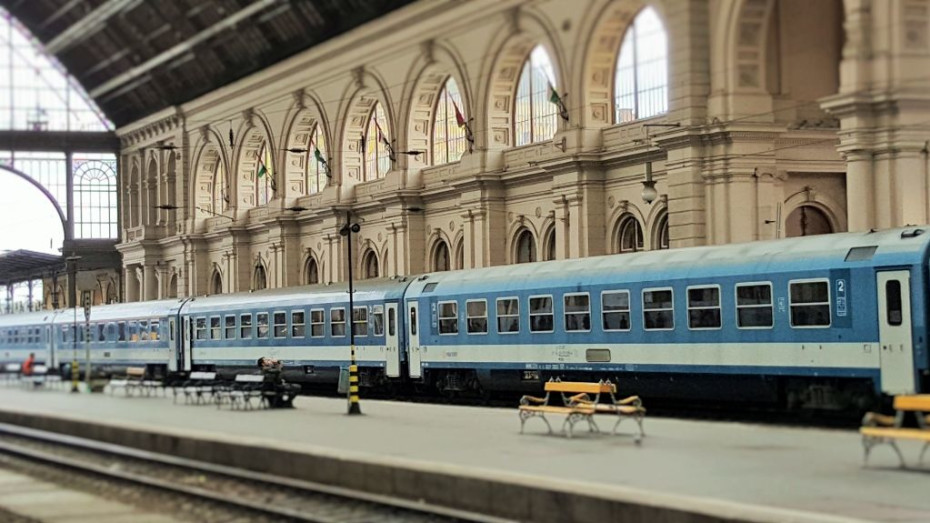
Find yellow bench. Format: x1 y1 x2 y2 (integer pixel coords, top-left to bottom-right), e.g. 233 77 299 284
860 394 930 467
518 379 646 441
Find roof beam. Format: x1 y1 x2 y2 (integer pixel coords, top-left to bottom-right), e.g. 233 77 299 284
44 0 143 55
89 0 281 100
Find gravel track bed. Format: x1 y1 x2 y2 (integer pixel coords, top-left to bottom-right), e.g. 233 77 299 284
0 433 471 523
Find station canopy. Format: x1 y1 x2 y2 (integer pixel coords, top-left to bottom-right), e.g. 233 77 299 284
0 250 62 286
3 0 416 127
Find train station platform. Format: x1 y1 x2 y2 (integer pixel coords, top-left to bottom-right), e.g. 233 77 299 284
0 385 925 523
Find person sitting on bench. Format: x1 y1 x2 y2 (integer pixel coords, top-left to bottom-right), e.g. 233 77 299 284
257 357 297 408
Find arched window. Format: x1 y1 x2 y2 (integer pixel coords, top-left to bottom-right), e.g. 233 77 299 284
543 229 556 261
305 125 328 195
253 265 267 290
211 271 223 295
363 250 379 279
168 273 178 299
655 213 670 250
786 206 833 237
515 229 537 263
432 77 467 165
615 7 668 123
73 156 117 238
255 143 274 206
454 241 464 270
211 158 227 213
618 216 643 253
515 45 558 146
433 240 450 272
364 103 390 181
306 257 319 285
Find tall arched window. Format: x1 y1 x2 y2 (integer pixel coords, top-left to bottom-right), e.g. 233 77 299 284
363 250 379 279
515 45 558 146
211 158 227 213
786 206 833 237
364 103 390 181
615 7 668 123
543 229 556 261
515 229 537 263
168 273 178 298
655 213 670 250
306 257 319 285
433 240 450 272
618 216 644 253
211 271 223 295
73 156 117 238
306 125 328 195
432 77 467 165
255 143 274 206
253 265 267 290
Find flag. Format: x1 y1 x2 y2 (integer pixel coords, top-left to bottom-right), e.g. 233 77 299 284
374 119 396 162
453 100 475 146
257 160 276 192
548 82 569 122
314 146 331 178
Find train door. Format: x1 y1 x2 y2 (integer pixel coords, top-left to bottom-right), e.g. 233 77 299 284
181 316 193 372
385 303 400 378
876 271 916 394
168 317 179 372
46 325 55 369
407 300 422 378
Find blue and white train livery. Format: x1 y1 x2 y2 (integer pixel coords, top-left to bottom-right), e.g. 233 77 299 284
1 226 928 409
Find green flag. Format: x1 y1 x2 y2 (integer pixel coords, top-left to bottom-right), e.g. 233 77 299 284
548 81 569 122
257 163 267 178
314 146 331 178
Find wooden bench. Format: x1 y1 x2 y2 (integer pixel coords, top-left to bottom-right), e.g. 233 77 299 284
217 374 266 410
519 379 646 440
175 371 219 405
861 394 930 468
107 367 146 396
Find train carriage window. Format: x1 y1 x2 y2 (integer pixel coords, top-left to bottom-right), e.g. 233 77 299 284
273 312 287 338
410 306 418 336
643 289 674 330
150 320 160 341
240 314 253 339
210 316 221 340
97 323 106 342
118 322 126 341
687 286 721 329
195 318 207 340
736 283 773 328
789 280 831 327
497 297 520 333
529 296 554 333
372 306 384 337
224 315 236 339
169 319 176 342
353 307 369 337
61 326 68 343
140 320 151 341
886 280 903 326
257 313 270 339
292 311 306 338
439 301 459 335
564 293 591 332
310 309 325 337
331 308 346 337
466 300 488 334
602 291 631 331
388 307 396 336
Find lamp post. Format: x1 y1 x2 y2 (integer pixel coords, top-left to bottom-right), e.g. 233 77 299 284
66 255 80 393
339 211 362 415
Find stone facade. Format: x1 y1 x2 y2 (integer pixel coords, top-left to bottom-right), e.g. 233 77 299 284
115 0 930 301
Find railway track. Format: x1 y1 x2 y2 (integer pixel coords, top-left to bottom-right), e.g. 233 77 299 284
0 423 510 523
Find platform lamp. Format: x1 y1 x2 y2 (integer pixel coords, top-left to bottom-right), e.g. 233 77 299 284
339 211 363 415
640 123 680 205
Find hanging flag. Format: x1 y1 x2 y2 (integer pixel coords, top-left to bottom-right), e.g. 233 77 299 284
547 82 569 122
228 121 234 147
374 119 396 162
453 100 475 146
257 159 276 192
314 146 331 178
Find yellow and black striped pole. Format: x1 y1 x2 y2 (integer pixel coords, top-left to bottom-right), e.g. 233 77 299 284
340 212 362 415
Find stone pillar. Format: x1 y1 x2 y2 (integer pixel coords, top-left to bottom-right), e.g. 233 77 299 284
662 138 707 248
142 265 157 301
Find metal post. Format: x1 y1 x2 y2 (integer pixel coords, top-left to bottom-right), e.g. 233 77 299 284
67 256 79 393
342 211 362 415
83 292 91 390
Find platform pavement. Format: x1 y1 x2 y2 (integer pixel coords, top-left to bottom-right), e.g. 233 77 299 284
0 467 181 522
0 386 927 522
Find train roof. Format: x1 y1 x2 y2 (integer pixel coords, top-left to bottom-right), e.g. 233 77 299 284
405 226 930 298
0 309 58 327
49 299 184 325
183 277 411 314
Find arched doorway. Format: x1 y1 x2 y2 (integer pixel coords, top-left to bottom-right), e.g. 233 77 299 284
211 271 223 295
362 250 379 279
433 240 450 271
514 229 536 263
786 205 833 237
253 265 267 290
306 257 319 284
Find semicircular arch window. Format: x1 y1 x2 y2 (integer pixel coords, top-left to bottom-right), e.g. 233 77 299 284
615 7 668 123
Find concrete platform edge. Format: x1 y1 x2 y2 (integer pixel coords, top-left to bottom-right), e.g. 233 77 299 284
0 408 862 523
